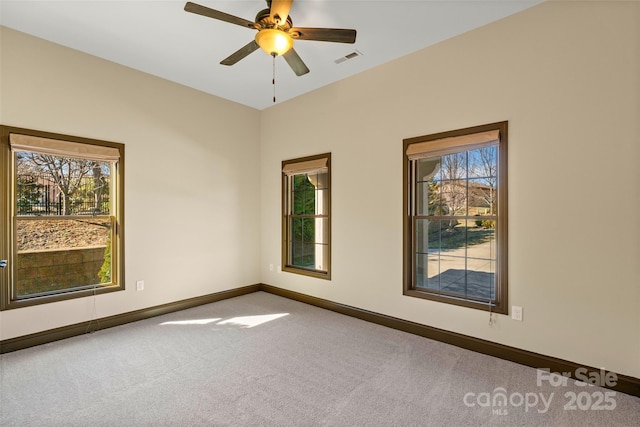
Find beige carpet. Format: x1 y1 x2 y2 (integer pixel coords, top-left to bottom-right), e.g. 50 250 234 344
1 291 638 426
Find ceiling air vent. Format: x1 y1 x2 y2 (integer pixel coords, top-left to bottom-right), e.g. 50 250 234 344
334 50 363 65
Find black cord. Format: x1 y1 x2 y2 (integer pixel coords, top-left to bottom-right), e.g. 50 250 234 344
272 53 277 103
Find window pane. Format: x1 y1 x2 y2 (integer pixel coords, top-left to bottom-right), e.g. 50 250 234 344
439 222 465 249
288 216 328 271
440 152 467 181
315 217 329 245
415 219 429 253
415 157 443 216
441 179 467 216
437 255 467 297
416 219 444 253
15 217 113 297
16 152 111 216
290 217 314 243
416 181 442 216
314 243 329 271
416 158 440 182
415 253 441 291
308 171 328 189
428 220 442 251
416 219 442 291
291 242 315 269
467 229 496 301
292 187 314 215
416 222 496 300
315 188 329 216
438 152 467 216
415 182 427 216
291 241 303 265
468 146 497 180
292 173 329 215
292 174 309 191
469 179 496 218
467 227 495 262
305 189 316 215
415 253 428 288
466 270 495 300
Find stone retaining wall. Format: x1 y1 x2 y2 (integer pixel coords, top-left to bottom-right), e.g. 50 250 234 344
16 246 107 296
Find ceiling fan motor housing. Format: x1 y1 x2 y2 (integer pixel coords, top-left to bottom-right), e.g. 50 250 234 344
255 8 292 30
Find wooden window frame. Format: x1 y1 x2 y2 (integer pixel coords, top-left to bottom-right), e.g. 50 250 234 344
403 122 508 314
281 153 331 280
0 126 125 310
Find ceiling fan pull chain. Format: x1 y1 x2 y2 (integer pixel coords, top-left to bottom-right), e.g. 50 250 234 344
272 53 277 103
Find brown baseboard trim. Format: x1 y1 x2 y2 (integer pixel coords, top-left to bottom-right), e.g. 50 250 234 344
0 284 260 354
2 282 638 398
259 283 640 398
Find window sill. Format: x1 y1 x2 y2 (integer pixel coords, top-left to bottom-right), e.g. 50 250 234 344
282 265 331 281
403 288 507 315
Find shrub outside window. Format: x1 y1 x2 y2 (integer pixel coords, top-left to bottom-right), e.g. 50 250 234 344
282 153 331 280
0 126 124 310
403 122 508 314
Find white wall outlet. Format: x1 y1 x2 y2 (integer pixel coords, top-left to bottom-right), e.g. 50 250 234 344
512 305 523 321
136 280 144 291
269 264 274 271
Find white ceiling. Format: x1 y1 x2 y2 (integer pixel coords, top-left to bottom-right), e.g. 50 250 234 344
0 1 540 110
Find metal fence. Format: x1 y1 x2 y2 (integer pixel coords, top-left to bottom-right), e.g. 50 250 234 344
16 174 110 216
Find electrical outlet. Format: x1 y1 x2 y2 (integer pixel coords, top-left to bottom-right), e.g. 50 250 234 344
512 305 523 321
136 280 144 291
269 264 274 271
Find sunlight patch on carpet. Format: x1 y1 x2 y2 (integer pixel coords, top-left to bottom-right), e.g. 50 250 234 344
218 313 289 328
159 313 289 328
160 318 222 326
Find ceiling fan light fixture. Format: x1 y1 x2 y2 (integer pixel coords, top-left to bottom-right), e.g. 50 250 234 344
255 28 293 57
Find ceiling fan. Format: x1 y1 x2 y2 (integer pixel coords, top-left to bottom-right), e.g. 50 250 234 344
184 0 357 76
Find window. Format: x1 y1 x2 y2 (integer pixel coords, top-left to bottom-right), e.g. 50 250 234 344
403 122 508 314
0 126 125 310
282 153 331 280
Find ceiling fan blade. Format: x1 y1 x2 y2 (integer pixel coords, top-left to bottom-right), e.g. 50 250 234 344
184 2 257 29
283 48 310 76
220 40 260 66
269 0 293 25
290 27 357 44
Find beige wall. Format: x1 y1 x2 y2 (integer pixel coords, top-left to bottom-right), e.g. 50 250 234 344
0 27 262 339
1 1 638 380
260 1 640 378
